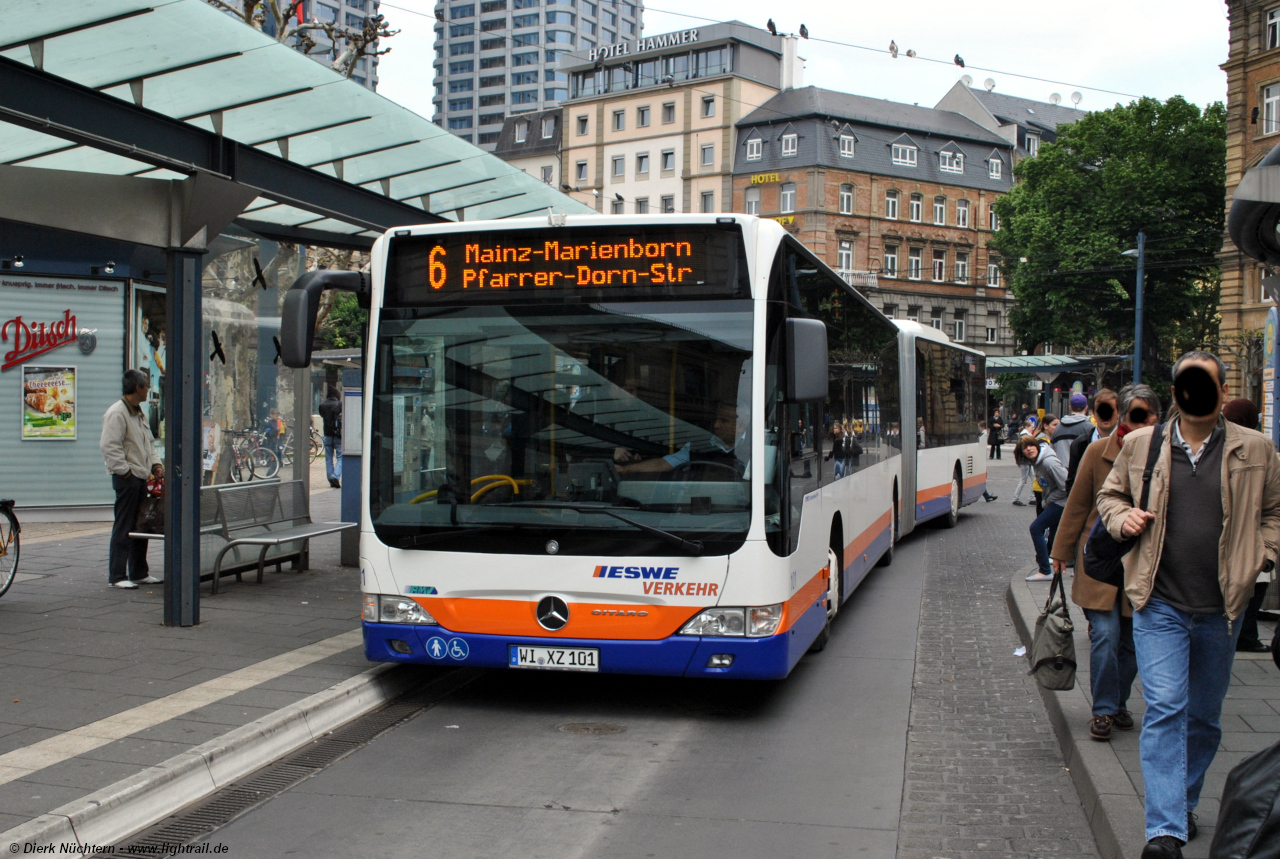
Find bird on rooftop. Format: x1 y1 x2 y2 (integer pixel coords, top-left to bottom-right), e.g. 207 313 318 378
954 54 965 68
766 18 777 36
799 23 808 39
889 40 898 58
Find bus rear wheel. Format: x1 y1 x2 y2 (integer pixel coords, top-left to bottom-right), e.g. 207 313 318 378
942 471 961 529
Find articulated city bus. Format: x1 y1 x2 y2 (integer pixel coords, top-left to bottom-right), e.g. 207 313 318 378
282 215 986 679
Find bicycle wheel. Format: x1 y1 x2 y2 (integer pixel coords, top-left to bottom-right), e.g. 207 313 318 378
280 432 295 467
310 430 323 463
229 452 251 483
0 508 19 598
251 447 280 479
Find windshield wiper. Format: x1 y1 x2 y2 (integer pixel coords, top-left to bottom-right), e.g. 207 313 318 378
507 502 704 556
383 524 522 549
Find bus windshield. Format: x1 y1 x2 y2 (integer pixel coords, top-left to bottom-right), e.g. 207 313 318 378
370 299 754 555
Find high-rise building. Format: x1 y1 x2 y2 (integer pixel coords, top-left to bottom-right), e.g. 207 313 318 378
432 0 645 150
219 0 383 90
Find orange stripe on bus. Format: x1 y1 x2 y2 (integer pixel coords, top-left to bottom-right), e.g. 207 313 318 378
963 474 985 489
845 509 892 564
413 597 702 640
916 482 953 503
778 568 827 635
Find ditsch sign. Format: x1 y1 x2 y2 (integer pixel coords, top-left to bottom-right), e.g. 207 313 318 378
1 309 77 371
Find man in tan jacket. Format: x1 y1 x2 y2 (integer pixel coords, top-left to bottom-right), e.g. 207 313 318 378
1052 384 1160 742
100 369 164 589
1096 351 1280 859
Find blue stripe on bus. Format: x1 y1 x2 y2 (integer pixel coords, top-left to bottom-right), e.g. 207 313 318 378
843 521 892 602
916 494 953 523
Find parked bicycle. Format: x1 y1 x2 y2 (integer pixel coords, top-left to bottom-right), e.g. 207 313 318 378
310 425 324 463
0 498 20 598
227 430 280 481
277 423 321 467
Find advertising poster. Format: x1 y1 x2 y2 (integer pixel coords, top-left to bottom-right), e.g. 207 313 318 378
22 366 76 439
132 284 167 443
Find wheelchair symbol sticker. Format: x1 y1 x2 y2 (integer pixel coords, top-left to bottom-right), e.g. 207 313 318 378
447 638 469 660
426 637 447 659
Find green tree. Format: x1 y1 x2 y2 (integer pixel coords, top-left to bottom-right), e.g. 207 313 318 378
989 96 1225 378
320 290 367 349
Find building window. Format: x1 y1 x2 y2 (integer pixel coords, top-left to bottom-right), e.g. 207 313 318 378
837 241 853 272
480 55 505 68
515 121 528 142
781 133 797 157
989 208 1000 231
661 194 675 213
479 94 504 107
839 184 854 215
450 78 475 93
511 89 538 103
541 117 555 138
906 305 920 322
957 199 970 228
576 161 587 182
541 165 553 184
745 187 760 215
448 97 473 111
511 71 538 85
448 116 473 129
1025 134 1040 157
951 312 965 341
480 74 505 88
450 22 475 36
451 3 475 19
480 16 506 30
1265 84 1280 134
932 250 946 282
512 11 538 26
891 144 917 166
612 156 625 177
989 158 1002 179
700 191 714 213
1271 8 1280 49
987 262 1001 286
701 144 714 167
930 308 943 330
908 248 922 280
637 106 650 127
955 252 969 284
636 153 649 174
780 182 796 214
613 110 625 131
480 36 505 50
612 199 624 214
635 197 649 214
481 0 506 10
479 112 504 125
450 41 475 55
883 304 897 318
450 60 475 74
701 96 715 117
985 314 998 344
662 102 676 124
1044 343 1055 355
909 193 922 222
939 151 964 173
577 115 588 135
885 190 899 220
660 150 675 171
883 245 898 278
839 134 855 158
746 138 762 161
933 196 946 225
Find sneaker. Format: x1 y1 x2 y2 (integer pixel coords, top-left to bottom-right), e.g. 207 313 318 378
110 580 138 589
1012 499 1028 507
983 494 999 502
136 576 163 584
1140 835 1183 858
1024 572 1054 582
1112 709 1135 731
1187 813 1198 842
1089 714 1113 741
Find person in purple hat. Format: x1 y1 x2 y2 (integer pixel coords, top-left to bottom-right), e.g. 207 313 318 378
1052 391 1094 466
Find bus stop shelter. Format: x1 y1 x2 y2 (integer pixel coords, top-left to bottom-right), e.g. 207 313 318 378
0 0 592 626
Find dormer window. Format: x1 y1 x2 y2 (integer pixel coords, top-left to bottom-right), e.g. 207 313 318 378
515 121 528 142
839 134 855 158
541 116 556 138
746 138 762 161
989 158 1002 179
781 133 798 157
939 151 963 173
891 144 917 166
1025 134 1040 157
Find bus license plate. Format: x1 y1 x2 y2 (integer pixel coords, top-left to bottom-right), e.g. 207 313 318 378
509 645 599 672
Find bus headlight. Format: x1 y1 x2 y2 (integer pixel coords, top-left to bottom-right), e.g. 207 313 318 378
679 608 745 637
748 604 783 637
376 596 439 625
362 594 377 622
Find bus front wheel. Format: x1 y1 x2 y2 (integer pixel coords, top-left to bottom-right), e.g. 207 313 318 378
810 545 841 653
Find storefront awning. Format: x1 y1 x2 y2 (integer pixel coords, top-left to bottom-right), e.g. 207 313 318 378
985 355 1128 374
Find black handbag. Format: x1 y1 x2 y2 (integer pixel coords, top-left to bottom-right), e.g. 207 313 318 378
1209 738 1280 858
1082 423 1165 590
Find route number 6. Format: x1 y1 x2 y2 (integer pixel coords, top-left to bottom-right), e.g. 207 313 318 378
429 246 447 290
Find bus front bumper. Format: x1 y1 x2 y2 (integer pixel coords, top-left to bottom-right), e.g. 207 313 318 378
362 619 816 680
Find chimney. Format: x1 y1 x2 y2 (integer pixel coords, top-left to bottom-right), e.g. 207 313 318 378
781 35 804 91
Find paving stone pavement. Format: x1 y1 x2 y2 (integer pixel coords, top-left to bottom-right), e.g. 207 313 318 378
897 456 1103 859
0 487 371 834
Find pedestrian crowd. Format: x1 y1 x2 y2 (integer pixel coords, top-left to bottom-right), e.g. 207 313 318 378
994 352 1278 859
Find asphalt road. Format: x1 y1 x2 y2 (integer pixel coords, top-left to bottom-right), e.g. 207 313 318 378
201 536 930 859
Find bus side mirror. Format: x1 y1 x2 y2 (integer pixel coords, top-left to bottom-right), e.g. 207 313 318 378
279 270 368 368
785 317 827 403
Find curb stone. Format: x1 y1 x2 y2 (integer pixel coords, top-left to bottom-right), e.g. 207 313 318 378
1006 568 1147 859
1 663 422 850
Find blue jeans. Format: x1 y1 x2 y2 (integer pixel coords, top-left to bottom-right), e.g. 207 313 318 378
1133 598 1241 843
1084 602 1137 717
324 436 342 481
1029 502 1063 575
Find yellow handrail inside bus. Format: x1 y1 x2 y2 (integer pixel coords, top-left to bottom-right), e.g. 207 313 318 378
408 474 526 505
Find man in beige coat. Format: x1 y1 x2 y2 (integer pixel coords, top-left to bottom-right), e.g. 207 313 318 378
1052 384 1161 742
1096 351 1280 859
100 369 164 589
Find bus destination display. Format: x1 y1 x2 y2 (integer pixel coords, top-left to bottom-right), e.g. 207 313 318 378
385 224 746 305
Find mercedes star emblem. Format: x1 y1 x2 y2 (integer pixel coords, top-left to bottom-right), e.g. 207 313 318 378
546 539 559 555
536 596 570 631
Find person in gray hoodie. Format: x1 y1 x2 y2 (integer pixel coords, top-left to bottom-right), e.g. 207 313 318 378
1053 393 1094 465
1021 434 1069 582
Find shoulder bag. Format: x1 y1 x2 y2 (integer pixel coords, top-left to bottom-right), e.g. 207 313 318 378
1028 569 1076 691
1082 423 1165 590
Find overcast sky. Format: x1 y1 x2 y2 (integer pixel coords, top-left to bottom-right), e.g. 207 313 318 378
377 0 1229 121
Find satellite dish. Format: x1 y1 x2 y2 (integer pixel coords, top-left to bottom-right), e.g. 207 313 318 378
961 74 973 86
983 78 996 92
1049 93 1062 105
1070 91 1082 106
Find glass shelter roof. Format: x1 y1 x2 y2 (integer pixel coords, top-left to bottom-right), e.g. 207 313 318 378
0 0 592 245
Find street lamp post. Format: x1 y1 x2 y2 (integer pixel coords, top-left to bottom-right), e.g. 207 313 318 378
1122 231 1146 384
